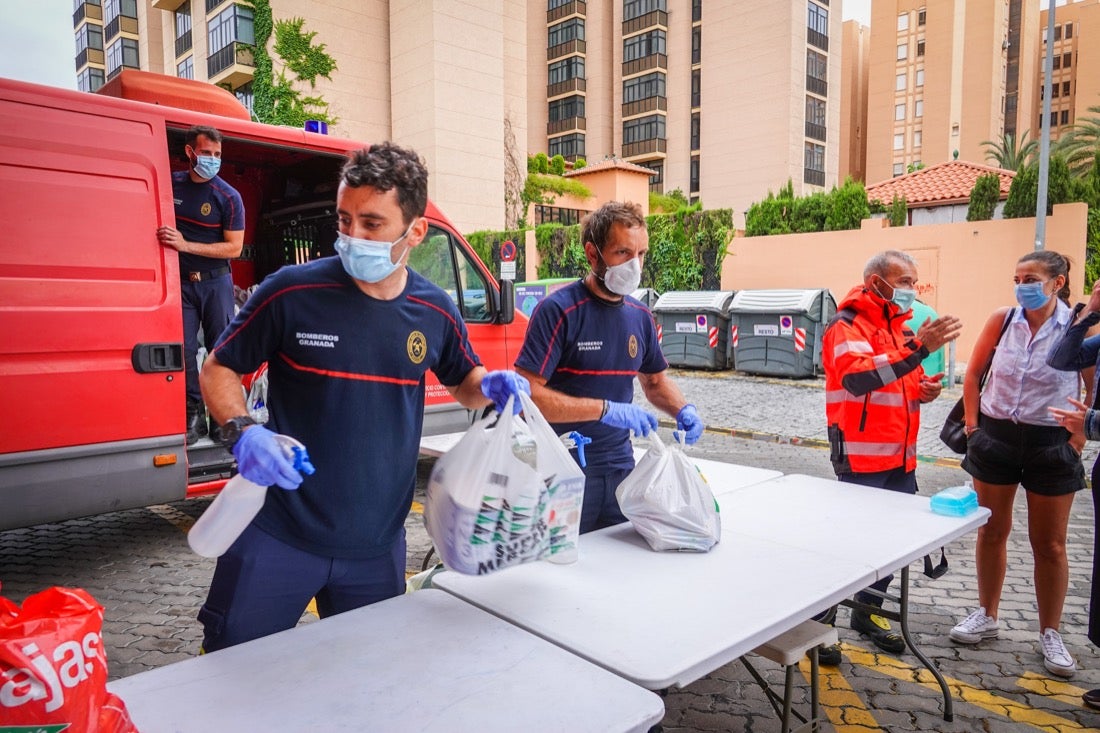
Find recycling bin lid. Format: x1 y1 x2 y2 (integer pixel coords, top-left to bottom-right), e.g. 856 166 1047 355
728 288 832 314
653 290 735 312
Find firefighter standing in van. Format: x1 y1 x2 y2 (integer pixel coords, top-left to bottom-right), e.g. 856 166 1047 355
156 125 245 443
195 142 528 652
818 249 961 660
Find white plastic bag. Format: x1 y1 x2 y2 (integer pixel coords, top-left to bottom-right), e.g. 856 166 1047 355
425 393 583 575
615 433 721 552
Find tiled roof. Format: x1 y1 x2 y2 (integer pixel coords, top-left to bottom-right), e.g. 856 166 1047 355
865 160 1015 208
565 158 655 177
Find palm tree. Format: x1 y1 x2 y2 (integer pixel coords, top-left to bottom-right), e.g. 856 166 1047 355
1053 105 1100 177
981 130 1038 170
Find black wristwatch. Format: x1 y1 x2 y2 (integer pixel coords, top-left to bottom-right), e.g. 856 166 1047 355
218 415 258 449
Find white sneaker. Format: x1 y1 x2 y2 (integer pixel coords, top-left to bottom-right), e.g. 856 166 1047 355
949 608 999 644
1040 628 1076 678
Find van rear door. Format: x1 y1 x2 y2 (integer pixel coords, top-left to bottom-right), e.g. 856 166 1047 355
0 81 186 528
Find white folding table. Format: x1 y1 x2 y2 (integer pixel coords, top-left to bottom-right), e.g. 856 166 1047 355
108 589 664 733
433 473 989 721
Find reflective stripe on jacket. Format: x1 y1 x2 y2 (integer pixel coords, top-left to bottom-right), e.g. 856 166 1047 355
823 285 928 474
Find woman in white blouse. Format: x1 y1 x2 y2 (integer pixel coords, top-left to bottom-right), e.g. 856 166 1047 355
950 250 1092 680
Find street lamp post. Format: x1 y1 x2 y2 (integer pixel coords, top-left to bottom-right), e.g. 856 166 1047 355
1035 0 1058 251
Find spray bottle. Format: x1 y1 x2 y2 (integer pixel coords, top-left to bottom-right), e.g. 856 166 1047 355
188 434 315 558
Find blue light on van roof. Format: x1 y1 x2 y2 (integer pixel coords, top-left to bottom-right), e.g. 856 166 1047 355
304 120 328 135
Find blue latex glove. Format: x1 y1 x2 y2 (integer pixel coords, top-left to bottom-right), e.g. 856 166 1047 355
600 401 658 436
480 370 531 414
232 425 304 490
675 403 704 445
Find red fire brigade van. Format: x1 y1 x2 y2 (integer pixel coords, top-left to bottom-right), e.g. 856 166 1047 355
0 71 526 531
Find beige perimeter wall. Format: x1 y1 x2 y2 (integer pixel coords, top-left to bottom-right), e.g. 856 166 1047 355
721 203 1089 364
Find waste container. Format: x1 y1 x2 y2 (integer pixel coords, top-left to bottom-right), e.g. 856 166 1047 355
727 289 836 377
630 287 659 309
652 291 736 370
515 277 575 317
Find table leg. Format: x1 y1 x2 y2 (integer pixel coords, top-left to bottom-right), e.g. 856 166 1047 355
898 566 954 722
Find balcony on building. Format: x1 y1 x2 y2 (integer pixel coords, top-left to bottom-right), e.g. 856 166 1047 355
548 39 586 61
622 138 667 159
807 28 828 51
75 47 106 70
804 168 825 186
206 0 230 13
622 96 667 118
547 77 586 98
207 41 255 88
805 122 826 142
806 75 827 96
623 10 668 36
548 116 586 135
152 0 188 10
623 53 667 77
176 30 193 58
547 0 585 23
73 1 103 26
104 14 137 43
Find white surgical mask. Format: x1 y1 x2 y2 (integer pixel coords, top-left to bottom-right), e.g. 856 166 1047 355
597 252 643 296
334 223 413 283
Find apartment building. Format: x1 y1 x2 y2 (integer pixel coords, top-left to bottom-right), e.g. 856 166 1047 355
864 0 1040 184
1038 0 1100 139
839 19 870 183
528 0 841 224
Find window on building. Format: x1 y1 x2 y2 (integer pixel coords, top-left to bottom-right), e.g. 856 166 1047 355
690 112 700 150
623 114 666 144
897 42 908 61
624 29 665 62
690 156 700 192
1063 80 1071 96
692 25 701 64
896 72 906 91
893 162 905 176
77 66 105 92
897 12 909 31
804 142 825 186
692 0 701 22
895 102 906 121
1066 23 1074 39
548 18 584 47
623 72 665 103
103 0 137 23
1052 84 1060 98
1053 55 1061 70
1051 110 1058 127
624 0 666 21
534 206 584 226
75 23 103 52
177 55 193 79
691 68 700 106
548 56 585 84
548 133 585 158
915 98 923 117
915 68 924 86
642 161 664 193
913 129 922 148
208 4 254 54
806 95 826 141
235 81 253 115
106 36 138 77
549 95 585 121
918 7 926 26
916 39 925 57
806 49 827 95
1053 25 1062 41
1063 52 1072 67
175 5 191 38
807 2 829 50
893 133 904 150
548 0 573 9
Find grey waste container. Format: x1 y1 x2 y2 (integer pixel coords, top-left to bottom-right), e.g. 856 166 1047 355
630 287 659 309
652 291 735 370
727 289 837 377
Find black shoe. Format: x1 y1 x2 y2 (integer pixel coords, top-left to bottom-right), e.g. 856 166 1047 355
850 610 906 654
818 642 842 666
186 400 208 443
1083 688 1100 710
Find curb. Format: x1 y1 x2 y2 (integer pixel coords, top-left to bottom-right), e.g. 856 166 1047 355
657 418 965 469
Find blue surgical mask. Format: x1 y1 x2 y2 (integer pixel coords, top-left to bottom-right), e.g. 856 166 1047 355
193 154 221 180
1015 281 1050 310
873 276 916 314
334 224 414 284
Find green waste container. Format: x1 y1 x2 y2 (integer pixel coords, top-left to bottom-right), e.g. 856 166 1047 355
727 289 836 377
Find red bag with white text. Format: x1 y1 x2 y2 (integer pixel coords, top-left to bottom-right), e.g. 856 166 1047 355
0 587 136 732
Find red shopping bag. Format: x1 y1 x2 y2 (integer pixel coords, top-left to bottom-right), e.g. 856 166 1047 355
0 587 136 732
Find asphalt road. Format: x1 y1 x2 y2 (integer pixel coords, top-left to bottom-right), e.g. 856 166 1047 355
1 371 1098 732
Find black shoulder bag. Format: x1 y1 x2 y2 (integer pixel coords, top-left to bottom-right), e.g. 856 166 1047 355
939 308 1015 454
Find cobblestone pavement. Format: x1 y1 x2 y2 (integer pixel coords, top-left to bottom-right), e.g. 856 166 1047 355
1 370 1098 731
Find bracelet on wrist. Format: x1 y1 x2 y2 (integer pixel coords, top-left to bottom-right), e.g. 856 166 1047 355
964 425 979 436
600 399 609 419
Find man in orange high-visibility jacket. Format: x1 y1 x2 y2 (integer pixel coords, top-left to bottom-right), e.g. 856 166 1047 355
818 250 962 660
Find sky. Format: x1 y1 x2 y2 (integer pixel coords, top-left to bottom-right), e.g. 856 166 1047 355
0 1 1073 90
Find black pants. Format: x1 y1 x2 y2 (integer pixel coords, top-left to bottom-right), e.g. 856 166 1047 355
1090 459 1100 647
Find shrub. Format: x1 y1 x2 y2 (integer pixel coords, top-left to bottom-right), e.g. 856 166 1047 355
967 173 1001 221
550 154 566 176
824 178 871 231
888 194 908 227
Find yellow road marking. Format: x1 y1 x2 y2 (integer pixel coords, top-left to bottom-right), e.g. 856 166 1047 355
146 504 196 532
798 649 881 731
306 599 318 617
844 645 1090 731
410 501 424 514
1017 672 1089 708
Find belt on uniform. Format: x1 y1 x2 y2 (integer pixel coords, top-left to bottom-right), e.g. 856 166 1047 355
186 266 231 282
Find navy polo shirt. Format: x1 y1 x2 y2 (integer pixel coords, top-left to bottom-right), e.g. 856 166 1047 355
211 258 482 558
171 170 245 273
516 279 667 471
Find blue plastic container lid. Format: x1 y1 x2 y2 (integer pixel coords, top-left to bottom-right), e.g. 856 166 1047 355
930 485 978 516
